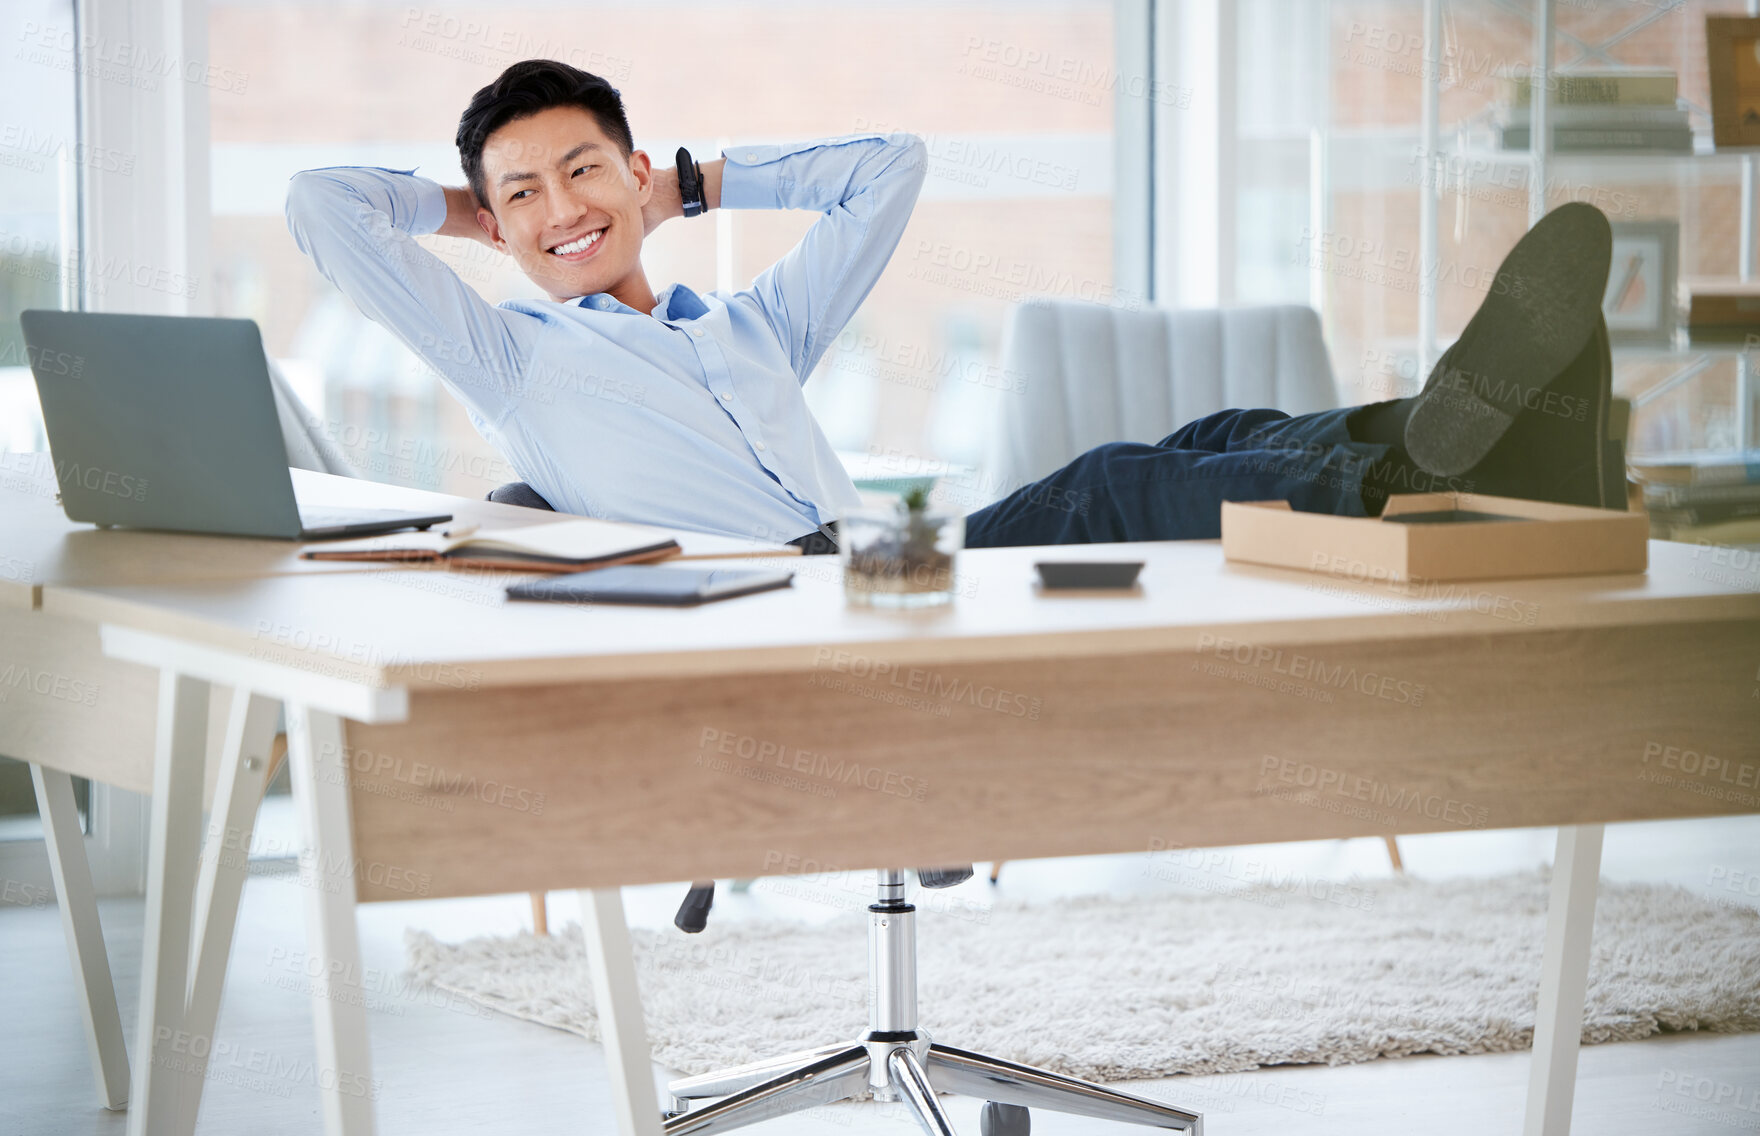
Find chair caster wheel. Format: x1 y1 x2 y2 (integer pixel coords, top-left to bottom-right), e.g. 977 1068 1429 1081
980 1101 1030 1136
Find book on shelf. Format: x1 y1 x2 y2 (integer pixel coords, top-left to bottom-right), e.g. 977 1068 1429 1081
1496 67 1678 107
1650 514 1760 546
1629 449 1760 488
1496 125 1694 153
1646 500 1760 529
1638 480 1760 515
1493 104 1688 128
1678 279 1760 330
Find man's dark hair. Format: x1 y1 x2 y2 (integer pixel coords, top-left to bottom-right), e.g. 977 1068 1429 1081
456 59 634 207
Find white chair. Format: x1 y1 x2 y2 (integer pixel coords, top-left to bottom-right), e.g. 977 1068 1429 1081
984 297 1405 875
266 359 359 476
986 299 1341 494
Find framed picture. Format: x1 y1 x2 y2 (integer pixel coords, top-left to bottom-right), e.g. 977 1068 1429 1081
1708 16 1760 148
1602 220 1678 346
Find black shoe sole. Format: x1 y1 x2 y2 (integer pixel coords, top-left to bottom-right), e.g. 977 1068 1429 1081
1455 316 1614 509
1404 202 1612 476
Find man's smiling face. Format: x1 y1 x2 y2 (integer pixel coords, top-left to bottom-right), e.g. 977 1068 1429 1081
474 105 653 304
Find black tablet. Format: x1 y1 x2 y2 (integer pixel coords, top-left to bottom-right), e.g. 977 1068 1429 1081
507 565 794 606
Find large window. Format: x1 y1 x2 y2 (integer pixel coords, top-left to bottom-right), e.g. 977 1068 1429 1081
0 0 80 844
209 0 1118 498
1232 0 1758 456
1 0 78 453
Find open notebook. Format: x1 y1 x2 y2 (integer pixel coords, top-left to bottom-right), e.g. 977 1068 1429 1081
300 518 694 573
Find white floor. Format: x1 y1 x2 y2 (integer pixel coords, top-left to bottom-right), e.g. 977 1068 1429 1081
3 814 1759 1135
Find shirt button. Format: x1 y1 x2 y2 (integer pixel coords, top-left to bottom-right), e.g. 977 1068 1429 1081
755 442 767 451
692 328 705 338
746 152 758 161
720 391 732 400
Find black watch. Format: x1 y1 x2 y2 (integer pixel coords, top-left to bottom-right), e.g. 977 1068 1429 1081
676 146 705 218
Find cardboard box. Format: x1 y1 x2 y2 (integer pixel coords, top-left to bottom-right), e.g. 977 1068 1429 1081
1221 493 1649 583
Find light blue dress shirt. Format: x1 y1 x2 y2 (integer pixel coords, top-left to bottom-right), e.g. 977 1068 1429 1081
284 132 928 542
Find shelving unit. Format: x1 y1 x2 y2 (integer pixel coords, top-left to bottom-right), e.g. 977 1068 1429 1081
1415 0 1760 452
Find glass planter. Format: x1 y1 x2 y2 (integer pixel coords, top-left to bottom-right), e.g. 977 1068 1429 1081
839 501 964 607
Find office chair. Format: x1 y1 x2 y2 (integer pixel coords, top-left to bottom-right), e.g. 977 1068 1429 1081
487 480 1199 1133
662 868 1201 1135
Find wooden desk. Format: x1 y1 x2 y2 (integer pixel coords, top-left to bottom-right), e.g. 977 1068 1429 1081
0 461 790 1132
41 537 1760 1136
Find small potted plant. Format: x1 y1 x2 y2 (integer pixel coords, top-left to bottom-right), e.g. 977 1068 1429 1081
840 486 963 607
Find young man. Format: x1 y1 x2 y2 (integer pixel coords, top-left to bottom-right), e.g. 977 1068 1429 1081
286 60 1618 554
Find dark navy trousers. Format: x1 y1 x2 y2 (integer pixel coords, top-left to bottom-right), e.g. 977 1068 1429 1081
964 406 1393 547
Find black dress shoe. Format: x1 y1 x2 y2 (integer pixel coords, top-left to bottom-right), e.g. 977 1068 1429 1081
1404 202 1612 477
1456 314 1615 509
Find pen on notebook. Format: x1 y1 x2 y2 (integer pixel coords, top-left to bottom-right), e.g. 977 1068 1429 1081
439 522 480 540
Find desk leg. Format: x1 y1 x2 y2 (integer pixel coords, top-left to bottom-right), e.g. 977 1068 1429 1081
1523 823 1604 1136
577 888 662 1136
285 704 376 1136
177 691 282 1132
30 763 130 1111
128 671 211 1136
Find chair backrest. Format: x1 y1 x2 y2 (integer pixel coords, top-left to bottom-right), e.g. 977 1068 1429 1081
266 359 360 476
987 299 1341 492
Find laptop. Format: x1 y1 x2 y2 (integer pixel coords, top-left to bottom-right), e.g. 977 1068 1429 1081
19 310 452 540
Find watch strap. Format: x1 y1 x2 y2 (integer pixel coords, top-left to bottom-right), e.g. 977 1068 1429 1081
676 146 705 218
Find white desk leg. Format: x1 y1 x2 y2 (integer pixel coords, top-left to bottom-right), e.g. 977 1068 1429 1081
30 763 131 1111
178 691 282 1132
577 888 663 1136
285 703 376 1136
128 671 211 1136
1523 823 1604 1136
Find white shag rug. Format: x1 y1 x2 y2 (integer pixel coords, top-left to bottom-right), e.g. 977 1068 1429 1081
404 872 1760 1083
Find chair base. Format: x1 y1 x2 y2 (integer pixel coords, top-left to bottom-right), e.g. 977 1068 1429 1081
660 869 1201 1135
664 1037 1201 1135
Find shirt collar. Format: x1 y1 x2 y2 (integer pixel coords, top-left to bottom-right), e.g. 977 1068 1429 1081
577 283 710 323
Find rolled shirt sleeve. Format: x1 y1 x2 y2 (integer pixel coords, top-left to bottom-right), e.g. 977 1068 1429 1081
719 133 928 383
283 166 532 419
